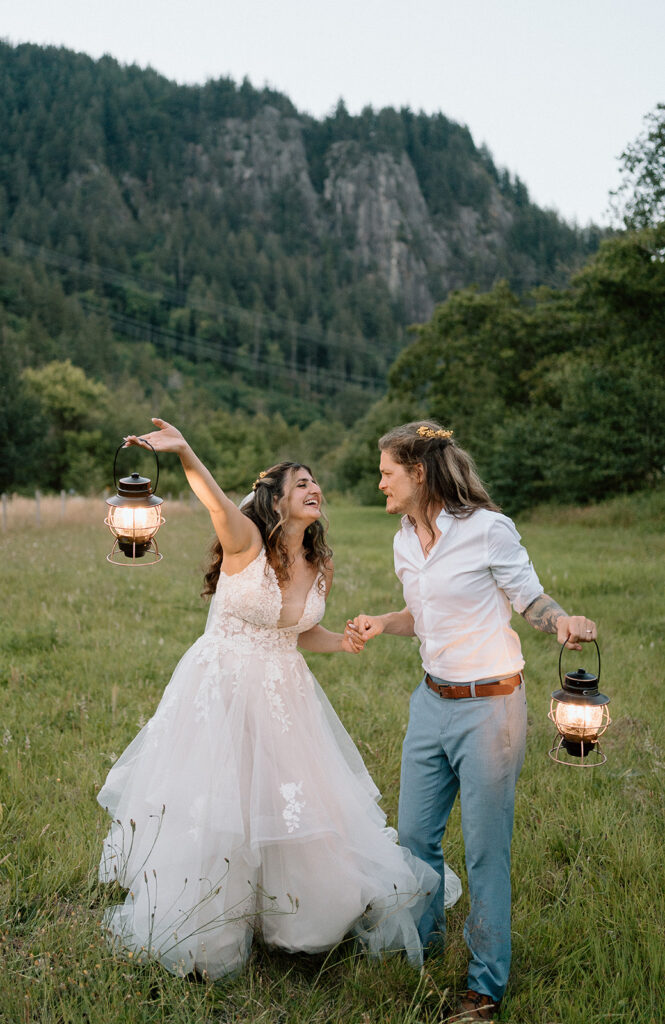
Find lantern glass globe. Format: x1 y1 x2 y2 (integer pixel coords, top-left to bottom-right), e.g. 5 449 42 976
554 700 605 741
107 503 163 545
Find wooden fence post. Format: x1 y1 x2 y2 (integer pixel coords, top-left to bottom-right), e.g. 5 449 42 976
35 490 41 526
1 493 6 531
61 490 66 520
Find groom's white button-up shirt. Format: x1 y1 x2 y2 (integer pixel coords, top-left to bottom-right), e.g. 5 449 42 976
394 508 544 683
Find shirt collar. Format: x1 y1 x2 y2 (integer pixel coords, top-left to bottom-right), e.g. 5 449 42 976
400 506 450 532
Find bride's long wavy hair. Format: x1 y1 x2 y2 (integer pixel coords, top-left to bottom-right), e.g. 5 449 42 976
201 461 333 597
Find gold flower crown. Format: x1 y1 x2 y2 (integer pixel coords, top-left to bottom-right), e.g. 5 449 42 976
416 425 453 440
252 470 268 491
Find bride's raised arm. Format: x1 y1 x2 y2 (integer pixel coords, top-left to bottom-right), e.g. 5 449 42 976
123 418 259 556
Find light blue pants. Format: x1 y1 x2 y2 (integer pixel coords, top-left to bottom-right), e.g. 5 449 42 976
398 675 527 1001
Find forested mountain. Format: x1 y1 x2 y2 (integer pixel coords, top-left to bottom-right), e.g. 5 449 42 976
1 40 620 499
0 43 601 388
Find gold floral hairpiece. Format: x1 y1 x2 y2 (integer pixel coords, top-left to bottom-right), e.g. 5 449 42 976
416 425 453 440
252 470 268 491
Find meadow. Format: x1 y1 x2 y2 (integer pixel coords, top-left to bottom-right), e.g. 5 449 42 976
1 490 664 1024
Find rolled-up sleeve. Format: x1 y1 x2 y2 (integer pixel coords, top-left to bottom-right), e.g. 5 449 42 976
488 517 544 613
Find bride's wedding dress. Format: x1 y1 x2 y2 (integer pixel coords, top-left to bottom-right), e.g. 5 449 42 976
98 549 461 978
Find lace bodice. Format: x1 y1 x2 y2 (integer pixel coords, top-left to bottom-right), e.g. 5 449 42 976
204 548 326 650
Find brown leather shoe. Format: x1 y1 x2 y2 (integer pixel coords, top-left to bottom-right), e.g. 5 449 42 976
454 988 501 1021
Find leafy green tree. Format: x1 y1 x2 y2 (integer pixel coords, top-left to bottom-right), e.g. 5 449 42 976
571 223 665 363
491 353 665 508
22 359 108 431
388 281 563 454
611 103 665 229
21 359 111 490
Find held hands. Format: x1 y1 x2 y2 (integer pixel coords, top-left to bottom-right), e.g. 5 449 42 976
123 418 188 456
341 625 366 655
345 614 385 648
557 615 597 651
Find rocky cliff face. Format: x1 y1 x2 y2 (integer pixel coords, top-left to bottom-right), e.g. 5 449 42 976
323 143 448 320
182 105 528 321
218 106 321 230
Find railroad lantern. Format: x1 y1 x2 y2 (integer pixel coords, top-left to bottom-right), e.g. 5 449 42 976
549 641 610 766
105 441 164 565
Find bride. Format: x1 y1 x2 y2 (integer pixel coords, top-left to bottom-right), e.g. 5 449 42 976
98 418 461 979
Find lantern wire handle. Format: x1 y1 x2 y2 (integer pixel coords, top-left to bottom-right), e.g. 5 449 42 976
558 637 600 686
112 438 160 494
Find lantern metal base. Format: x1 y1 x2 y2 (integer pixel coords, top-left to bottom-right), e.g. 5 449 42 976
548 733 607 767
106 536 163 566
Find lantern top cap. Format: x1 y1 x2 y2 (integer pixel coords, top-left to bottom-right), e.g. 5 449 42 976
564 667 598 685
118 470 152 491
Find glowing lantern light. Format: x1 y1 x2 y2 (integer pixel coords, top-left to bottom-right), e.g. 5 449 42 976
105 441 164 565
548 641 610 767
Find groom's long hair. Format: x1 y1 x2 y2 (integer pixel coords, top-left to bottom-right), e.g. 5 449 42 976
379 421 499 547
202 461 332 597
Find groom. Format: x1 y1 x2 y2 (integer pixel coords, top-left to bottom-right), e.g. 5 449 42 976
350 421 597 1022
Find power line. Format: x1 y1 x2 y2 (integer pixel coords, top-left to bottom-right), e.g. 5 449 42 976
0 232 403 364
80 300 383 393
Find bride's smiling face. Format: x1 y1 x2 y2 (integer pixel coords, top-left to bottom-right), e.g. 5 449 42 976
280 468 322 524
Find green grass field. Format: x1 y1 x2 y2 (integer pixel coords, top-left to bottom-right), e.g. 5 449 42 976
1 491 664 1024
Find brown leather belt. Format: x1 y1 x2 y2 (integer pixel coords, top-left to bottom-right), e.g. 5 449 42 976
425 672 522 699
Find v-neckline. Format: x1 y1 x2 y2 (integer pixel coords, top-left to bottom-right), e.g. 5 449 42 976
264 552 320 630
412 509 452 562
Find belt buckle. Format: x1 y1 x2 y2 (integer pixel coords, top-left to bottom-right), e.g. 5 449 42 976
426 674 458 699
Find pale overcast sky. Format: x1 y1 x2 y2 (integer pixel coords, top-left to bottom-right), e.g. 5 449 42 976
3 0 664 226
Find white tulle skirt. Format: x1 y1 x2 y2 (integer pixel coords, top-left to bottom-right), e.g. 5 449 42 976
98 629 461 978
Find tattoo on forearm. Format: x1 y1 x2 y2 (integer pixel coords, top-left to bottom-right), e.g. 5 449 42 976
521 594 567 633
